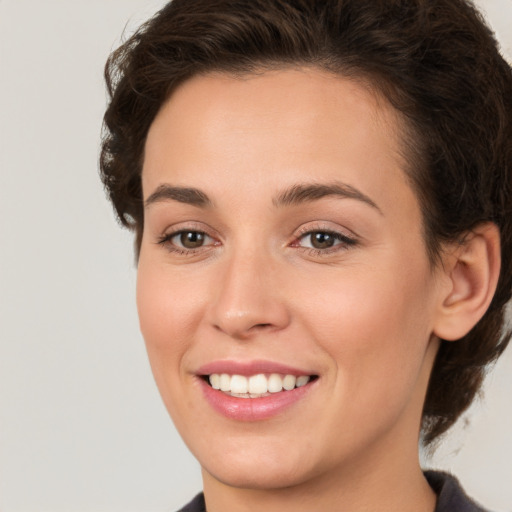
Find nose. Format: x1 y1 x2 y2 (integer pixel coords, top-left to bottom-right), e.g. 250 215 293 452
207 248 290 339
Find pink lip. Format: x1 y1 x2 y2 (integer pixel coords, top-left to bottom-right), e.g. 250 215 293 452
196 360 317 422
197 359 313 377
199 380 315 421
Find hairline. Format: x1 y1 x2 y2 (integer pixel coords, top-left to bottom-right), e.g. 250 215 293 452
139 62 441 269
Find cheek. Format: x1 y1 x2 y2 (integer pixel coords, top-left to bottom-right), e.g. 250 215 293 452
135 258 211 433
295 259 436 403
136 258 204 384
137 257 200 342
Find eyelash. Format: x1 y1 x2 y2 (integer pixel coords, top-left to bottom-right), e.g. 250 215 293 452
156 226 358 257
292 227 358 257
156 229 217 255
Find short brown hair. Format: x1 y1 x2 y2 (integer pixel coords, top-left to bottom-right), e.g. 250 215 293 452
100 0 512 444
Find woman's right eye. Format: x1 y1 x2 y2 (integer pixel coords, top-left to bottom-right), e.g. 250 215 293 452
158 230 216 252
174 231 208 249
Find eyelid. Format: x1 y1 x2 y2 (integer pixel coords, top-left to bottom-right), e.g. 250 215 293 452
294 222 357 241
156 221 221 253
290 222 359 255
163 230 214 246
158 220 217 239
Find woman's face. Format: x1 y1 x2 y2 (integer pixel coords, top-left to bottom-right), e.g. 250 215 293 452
138 69 446 490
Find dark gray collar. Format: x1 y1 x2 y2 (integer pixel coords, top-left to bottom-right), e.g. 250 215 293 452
425 471 489 512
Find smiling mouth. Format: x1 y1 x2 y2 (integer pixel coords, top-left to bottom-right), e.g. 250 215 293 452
203 373 318 398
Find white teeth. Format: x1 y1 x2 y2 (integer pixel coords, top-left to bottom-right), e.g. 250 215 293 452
296 375 310 387
208 372 313 396
230 375 248 394
209 373 221 389
219 373 231 392
283 374 296 390
248 374 267 394
268 373 283 393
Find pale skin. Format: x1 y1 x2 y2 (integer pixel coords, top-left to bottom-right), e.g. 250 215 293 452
137 68 500 512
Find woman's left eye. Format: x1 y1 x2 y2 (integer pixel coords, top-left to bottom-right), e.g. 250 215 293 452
296 230 357 252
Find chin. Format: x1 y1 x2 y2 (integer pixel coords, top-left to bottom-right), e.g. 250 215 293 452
202 455 315 491
191 434 321 491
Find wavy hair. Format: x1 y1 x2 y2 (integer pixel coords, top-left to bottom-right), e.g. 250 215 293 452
100 0 512 444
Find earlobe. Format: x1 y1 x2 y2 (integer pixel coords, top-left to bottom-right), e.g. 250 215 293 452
433 222 501 341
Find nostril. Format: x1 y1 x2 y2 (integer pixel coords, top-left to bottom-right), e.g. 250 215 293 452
252 323 272 330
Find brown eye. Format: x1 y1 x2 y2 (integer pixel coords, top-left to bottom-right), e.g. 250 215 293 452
295 229 357 253
309 232 336 249
179 231 206 249
158 228 218 254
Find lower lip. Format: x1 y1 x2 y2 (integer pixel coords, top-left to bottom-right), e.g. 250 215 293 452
199 378 315 421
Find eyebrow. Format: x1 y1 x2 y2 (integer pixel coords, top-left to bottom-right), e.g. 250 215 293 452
273 182 382 214
144 181 381 214
144 184 212 208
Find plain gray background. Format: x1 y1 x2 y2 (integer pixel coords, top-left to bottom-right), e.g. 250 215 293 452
0 1 511 511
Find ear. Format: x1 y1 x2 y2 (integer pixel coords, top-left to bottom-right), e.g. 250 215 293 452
433 222 501 341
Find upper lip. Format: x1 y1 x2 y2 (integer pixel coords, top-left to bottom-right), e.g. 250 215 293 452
197 359 316 377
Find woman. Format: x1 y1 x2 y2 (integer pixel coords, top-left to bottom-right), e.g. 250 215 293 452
100 0 512 510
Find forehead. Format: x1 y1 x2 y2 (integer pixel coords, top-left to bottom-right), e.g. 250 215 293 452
143 67 417 222
145 67 406 160
146 67 403 158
